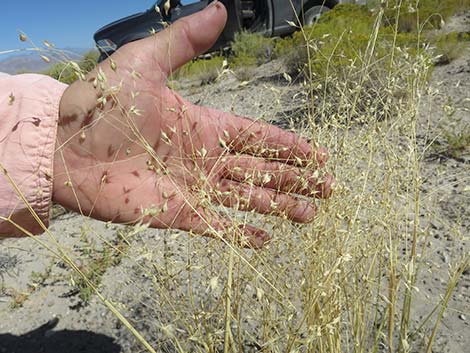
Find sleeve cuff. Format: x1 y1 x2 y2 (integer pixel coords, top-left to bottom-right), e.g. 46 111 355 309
0 74 68 236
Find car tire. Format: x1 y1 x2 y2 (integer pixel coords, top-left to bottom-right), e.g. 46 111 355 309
303 5 331 26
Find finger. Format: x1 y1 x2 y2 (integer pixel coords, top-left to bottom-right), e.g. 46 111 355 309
214 179 318 223
141 1 227 75
180 205 271 249
204 107 329 166
220 155 334 198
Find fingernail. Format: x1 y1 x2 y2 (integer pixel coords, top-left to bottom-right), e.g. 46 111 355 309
316 147 329 166
293 203 316 223
253 236 265 249
256 231 272 248
327 175 337 195
208 0 219 8
320 174 335 198
242 225 270 248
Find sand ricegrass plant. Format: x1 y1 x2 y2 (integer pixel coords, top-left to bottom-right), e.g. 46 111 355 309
1 2 468 353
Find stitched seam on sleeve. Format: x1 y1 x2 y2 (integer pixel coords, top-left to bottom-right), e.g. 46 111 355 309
33 77 68 231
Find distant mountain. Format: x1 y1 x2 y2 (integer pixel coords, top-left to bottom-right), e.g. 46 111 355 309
0 48 93 74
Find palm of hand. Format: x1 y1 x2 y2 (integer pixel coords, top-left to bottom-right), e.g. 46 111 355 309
53 3 333 247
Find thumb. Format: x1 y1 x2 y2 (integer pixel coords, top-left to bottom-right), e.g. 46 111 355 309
143 1 227 75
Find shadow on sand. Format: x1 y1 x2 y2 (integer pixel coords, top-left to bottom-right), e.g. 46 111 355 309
0 318 121 353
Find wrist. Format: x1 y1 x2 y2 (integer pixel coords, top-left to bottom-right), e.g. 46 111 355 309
52 81 97 208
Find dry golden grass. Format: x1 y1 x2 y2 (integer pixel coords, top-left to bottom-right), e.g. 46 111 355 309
2 2 468 353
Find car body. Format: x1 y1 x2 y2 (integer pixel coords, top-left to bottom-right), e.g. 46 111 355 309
94 0 357 61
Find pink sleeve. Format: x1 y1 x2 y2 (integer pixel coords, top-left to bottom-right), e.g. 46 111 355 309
0 73 67 237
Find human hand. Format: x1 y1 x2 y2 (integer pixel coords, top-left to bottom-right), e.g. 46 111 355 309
53 1 334 248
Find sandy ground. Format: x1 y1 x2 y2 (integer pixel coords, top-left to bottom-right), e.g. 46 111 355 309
1 14 469 353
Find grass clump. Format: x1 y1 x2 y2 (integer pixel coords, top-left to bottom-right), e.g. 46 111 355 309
71 227 129 303
6 263 53 309
432 118 470 159
443 128 470 158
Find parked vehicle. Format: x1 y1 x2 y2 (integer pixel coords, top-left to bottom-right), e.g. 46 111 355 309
94 0 345 62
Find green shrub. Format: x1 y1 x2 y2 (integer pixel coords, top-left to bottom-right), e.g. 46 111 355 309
45 62 77 84
44 50 99 84
383 0 470 32
274 4 419 78
444 128 470 158
275 0 470 78
432 31 470 65
272 4 431 122
274 4 370 74
79 50 100 73
231 31 274 68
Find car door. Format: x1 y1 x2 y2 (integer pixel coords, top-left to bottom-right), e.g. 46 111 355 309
272 0 301 36
218 0 242 45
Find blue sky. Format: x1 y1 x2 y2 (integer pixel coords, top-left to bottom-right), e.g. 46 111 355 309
0 1 159 54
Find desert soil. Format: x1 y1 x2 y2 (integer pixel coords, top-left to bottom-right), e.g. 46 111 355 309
1 13 469 353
